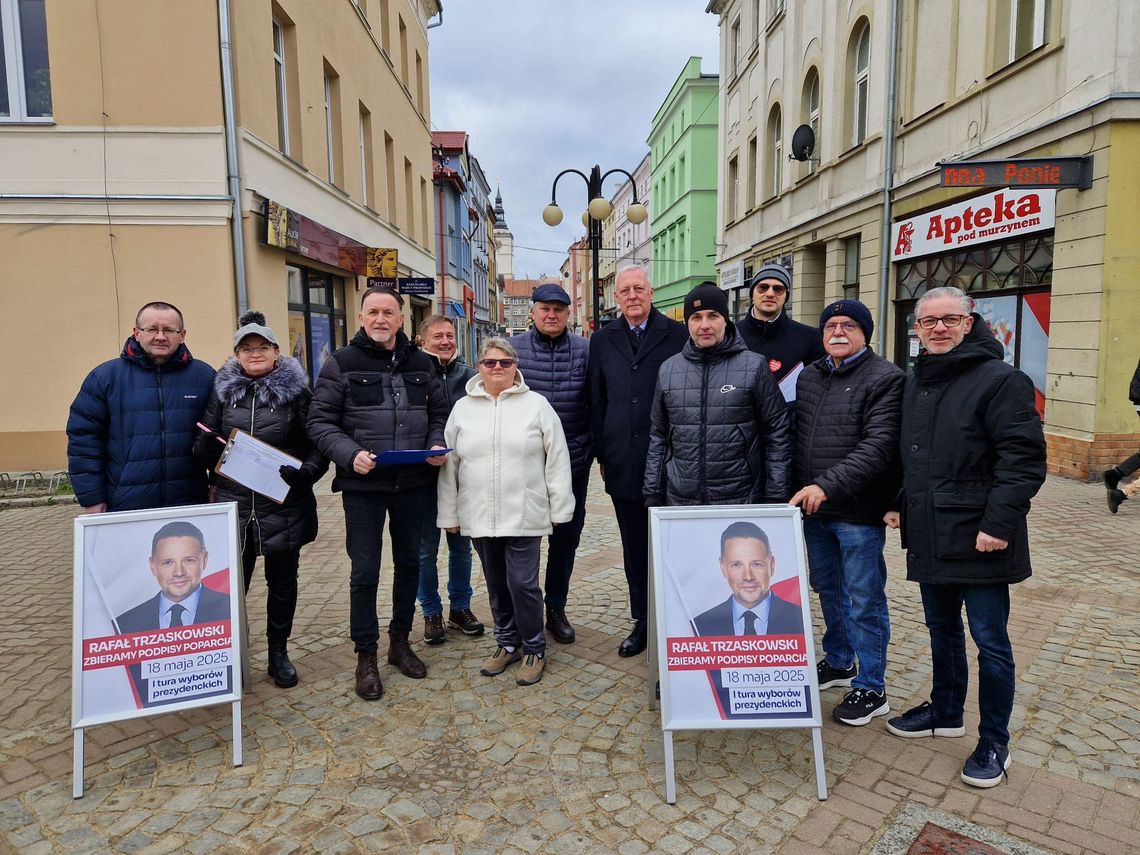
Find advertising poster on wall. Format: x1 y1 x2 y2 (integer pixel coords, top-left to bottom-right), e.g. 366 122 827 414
72 505 242 728
651 506 821 731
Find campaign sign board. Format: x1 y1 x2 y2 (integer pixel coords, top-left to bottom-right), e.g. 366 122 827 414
72 504 243 728
650 505 826 802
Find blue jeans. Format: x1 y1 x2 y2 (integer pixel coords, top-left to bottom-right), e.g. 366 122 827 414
920 582 1014 746
804 519 890 692
417 515 473 618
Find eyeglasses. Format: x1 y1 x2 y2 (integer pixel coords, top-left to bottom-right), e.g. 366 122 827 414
617 286 650 296
916 314 968 330
137 327 183 336
237 345 276 355
753 283 787 295
822 321 860 333
480 358 515 369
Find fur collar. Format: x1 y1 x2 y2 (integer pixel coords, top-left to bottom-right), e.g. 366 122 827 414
214 356 309 407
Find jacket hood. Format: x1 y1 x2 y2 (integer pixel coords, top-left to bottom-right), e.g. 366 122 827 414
350 327 416 364
214 355 309 407
914 312 1004 384
120 336 195 371
465 369 530 399
681 324 745 363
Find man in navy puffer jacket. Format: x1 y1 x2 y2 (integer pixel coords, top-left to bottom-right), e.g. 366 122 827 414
67 301 215 513
509 283 592 644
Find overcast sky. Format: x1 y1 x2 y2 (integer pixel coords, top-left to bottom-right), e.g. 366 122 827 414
428 1 721 279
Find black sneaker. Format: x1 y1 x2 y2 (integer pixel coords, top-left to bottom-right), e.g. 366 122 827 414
885 701 965 738
817 660 858 690
1108 488 1127 514
448 608 485 636
1104 467 1122 490
960 739 1011 788
832 688 889 726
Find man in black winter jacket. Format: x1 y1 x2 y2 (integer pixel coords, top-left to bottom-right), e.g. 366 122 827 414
509 283 591 645
416 315 484 644
308 287 449 701
790 300 903 729
736 263 825 402
884 286 1045 790
644 282 793 507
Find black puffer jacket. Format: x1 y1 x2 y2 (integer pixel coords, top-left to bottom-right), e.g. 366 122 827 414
644 328 793 506
794 349 904 525
307 329 447 493
899 316 1046 585
509 327 593 476
194 357 327 554
1130 356 1140 408
427 351 477 412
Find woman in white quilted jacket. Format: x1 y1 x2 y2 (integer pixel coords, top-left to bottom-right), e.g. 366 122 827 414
437 337 574 687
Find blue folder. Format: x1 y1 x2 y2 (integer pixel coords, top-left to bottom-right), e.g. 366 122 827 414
373 448 453 465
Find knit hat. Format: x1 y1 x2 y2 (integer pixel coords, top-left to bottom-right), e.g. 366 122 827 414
232 310 280 350
819 299 874 340
749 262 792 294
683 281 730 324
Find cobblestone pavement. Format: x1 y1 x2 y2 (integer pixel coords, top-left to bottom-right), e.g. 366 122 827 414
1 472 1137 854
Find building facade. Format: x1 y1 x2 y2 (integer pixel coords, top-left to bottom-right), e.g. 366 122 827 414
0 0 441 470
468 154 494 350
707 0 1140 479
648 57 720 318
431 130 475 358
613 152 653 279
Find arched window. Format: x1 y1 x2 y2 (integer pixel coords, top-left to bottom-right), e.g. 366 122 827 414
766 105 782 198
801 68 820 174
850 22 870 147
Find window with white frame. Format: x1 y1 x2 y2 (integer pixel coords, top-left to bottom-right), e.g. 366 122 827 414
359 105 372 207
852 22 870 147
1009 0 1048 63
767 106 782 198
805 70 820 174
1 0 52 121
727 155 738 221
272 17 289 153
731 18 740 72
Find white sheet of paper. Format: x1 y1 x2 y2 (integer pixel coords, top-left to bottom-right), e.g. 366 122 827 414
778 362 804 403
215 429 301 503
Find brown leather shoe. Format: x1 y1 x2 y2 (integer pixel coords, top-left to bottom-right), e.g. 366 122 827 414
545 608 575 644
387 631 427 679
448 608 485 636
354 651 383 700
423 614 446 645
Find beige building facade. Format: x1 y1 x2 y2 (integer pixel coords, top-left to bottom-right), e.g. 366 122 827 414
0 0 441 470
708 0 1140 479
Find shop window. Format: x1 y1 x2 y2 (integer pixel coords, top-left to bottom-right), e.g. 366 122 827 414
1 0 51 121
844 236 860 299
287 265 347 385
894 233 1052 415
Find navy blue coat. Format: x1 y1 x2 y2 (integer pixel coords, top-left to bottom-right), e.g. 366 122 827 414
67 338 215 511
510 327 593 477
589 309 688 501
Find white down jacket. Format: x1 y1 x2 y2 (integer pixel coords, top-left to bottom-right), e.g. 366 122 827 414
437 372 574 537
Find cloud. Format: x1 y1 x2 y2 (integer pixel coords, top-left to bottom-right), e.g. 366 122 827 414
428 1 721 278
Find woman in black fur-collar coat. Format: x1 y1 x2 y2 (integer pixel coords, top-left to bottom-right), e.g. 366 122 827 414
193 311 328 688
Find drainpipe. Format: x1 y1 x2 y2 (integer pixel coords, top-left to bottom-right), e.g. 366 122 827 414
427 8 443 29
876 0 902 352
218 0 249 316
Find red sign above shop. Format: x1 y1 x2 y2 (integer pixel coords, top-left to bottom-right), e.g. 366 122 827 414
264 199 397 277
891 188 1056 261
939 156 1092 190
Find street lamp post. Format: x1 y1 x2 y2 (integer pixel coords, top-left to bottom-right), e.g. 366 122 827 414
542 164 647 334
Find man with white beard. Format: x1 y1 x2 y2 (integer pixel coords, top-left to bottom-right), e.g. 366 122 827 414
789 299 904 727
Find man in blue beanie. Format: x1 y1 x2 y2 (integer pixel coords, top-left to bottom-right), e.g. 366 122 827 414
789 299 904 726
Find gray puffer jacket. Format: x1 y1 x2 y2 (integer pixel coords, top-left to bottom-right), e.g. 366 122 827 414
644 329 793 506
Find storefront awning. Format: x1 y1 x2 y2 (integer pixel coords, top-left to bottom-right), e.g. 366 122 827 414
446 301 466 319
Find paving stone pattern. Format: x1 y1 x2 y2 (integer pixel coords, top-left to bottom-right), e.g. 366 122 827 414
0 472 1137 854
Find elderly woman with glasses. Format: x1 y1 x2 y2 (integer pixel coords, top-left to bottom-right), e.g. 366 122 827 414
436 337 573 686
193 311 327 688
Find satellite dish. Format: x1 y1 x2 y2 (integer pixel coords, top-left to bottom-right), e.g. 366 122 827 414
790 124 816 162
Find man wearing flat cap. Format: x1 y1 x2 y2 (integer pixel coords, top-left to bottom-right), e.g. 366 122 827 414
509 283 592 644
789 299 904 728
737 262 826 402
644 282 792 508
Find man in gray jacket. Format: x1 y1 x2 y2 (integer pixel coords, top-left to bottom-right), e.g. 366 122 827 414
644 282 792 507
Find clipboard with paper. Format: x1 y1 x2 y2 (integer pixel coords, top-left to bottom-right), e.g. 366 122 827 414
215 429 301 503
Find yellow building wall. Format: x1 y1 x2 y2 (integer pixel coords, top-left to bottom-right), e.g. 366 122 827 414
0 224 234 471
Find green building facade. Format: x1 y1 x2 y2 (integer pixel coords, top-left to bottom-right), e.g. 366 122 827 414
648 57 719 316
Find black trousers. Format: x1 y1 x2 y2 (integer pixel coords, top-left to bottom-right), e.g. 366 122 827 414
240 537 300 645
544 468 589 610
611 496 650 622
343 487 431 652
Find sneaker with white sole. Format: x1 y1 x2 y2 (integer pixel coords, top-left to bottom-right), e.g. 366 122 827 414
885 701 965 738
832 688 889 726
817 660 858 690
960 739 1011 788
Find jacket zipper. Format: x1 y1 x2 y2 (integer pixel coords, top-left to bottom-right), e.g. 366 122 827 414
248 389 262 552
699 359 709 503
157 369 167 505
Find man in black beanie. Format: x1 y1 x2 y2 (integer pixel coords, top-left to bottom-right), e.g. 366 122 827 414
789 298 904 728
737 262 826 402
644 282 792 507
